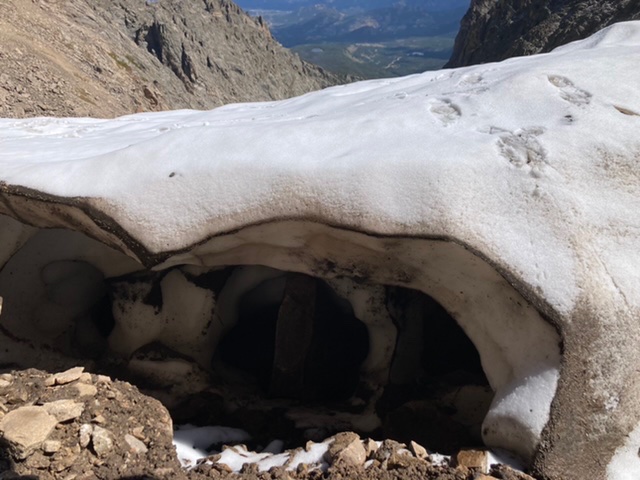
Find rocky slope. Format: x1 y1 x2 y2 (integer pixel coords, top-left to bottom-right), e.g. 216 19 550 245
0 0 339 118
446 0 640 67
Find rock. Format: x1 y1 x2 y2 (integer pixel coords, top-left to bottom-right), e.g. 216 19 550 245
42 440 61 454
0 406 58 459
43 399 84 423
363 438 380 458
454 448 489 473
131 426 145 440
124 434 148 454
326 432 367 466
370 440 407 463
44 367 85 386
95 375 111 384
0 373 13 388
79 424 93 448
90 426 114 457
447 0 640 67
5 388 28 405
409 440 428 460
91 414 106 424
73 383 97 398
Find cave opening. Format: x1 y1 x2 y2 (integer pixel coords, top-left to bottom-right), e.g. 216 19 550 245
166 266 494 455
0 224 495 458
379 287 492 453
0 220 563 467
216 272 370 403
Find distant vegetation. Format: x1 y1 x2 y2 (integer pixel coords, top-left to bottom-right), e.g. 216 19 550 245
235 0 469 79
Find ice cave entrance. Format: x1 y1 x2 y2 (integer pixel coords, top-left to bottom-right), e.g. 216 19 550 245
0 222 561 463
187 266 493 453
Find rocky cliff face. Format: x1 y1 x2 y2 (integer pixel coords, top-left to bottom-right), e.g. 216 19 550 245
0 0 339 118
447 0 640 67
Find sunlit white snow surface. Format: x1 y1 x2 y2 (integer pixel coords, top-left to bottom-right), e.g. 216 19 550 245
1 21 640 480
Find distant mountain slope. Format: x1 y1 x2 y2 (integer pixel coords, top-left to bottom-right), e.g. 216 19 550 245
272 4 465 47
447 0 640 67
237 1 467 79
239 0 469 12
0 0 339 118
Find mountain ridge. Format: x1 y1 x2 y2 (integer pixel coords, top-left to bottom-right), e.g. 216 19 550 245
447 0 640 67
0 0 340 118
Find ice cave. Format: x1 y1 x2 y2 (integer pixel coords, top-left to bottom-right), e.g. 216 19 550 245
2 21 640 480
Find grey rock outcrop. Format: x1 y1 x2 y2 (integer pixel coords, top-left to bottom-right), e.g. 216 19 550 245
447 0 640 67
0 0 340 118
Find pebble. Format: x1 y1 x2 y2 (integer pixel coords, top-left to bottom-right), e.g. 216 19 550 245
0 374 13 388
95 375 111 384
363 438 379 457
409 440 428 459
79 424 93 448
91 414 106 424
125 434 148 454
42 440 62 454
73 383 98 398
326 432 367 466
43 399 84 423
44 367 85 387
455 448 490 473
131 425 145 440
6 388 28 404
91 426 114 457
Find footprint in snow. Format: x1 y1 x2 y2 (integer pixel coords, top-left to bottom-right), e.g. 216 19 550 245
429 98 462 126
458 73 484 86
496 127 548 177
548 75 592 106
481 126 551 178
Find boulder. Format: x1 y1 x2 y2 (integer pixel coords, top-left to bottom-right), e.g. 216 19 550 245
1 21 640 480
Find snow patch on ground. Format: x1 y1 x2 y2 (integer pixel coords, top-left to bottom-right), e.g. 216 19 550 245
173 425 251 468
173 425 332 472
